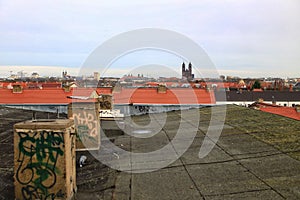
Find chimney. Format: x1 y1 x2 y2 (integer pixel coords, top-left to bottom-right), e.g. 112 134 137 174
289 84 293 92
296 105 300 113
112 83 122 93
63 85 71 92
13 119 76 200
258 98 264 103
272 96 276 105
99 94 113 110
12 84 22 93
157 85 167 93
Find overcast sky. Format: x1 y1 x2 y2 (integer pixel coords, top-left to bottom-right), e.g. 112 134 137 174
0 0 299 78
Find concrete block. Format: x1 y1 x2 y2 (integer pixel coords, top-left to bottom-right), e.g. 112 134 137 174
14 119 76 200
68 103 100 151
99 94 113 110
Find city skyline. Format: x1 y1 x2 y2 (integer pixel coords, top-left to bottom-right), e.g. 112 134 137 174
1 65 300 80
0 1 300 78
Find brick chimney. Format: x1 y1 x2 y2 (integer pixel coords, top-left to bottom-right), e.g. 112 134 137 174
157 85 167 94
12 84 22 93
99 94 113 109
272 96 276 105
289 84 293 92
112 83 122 93
63 85 71 92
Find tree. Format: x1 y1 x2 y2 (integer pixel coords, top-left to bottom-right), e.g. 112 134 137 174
252 80 261 90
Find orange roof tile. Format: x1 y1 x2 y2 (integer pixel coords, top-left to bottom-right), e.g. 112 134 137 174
253 102 300 120
253 88 263 92
0 87 216 105
260 106 300 120
0 88 70 104
96 88 113 94
113 88 215 105
41 82 62 88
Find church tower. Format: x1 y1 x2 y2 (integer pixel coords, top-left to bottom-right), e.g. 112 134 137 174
182 62 185 73
181 62 194 80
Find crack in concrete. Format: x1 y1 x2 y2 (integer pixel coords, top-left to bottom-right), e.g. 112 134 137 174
204 188 272 198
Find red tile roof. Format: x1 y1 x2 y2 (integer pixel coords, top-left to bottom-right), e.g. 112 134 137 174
252 102 300 120
0 87 216 105
252 88 263 92
260 106 300 120
113 88 215 105
96 87 113 94
0 88 71 104
42 82 62 88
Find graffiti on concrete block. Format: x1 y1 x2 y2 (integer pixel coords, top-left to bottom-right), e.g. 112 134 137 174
99 94 112 109
77 125 97 143
16 131 65 200
73 109 99 149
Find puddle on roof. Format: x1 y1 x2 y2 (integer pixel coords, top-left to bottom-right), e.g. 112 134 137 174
132 130 152 134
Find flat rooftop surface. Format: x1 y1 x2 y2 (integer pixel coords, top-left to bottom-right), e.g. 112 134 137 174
1 105 300 199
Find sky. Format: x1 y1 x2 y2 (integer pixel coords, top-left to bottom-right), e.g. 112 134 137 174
0 0 300 78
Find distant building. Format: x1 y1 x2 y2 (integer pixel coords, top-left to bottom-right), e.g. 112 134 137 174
8 74 18 80
17 71 26 79
31 72 39 79
214 90 300 107
94 72 100 81
294 82 300 91
62 71 70 79
181 62 194 80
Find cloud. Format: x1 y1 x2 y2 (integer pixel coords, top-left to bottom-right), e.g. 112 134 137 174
0 0 300 77
0 66 79 78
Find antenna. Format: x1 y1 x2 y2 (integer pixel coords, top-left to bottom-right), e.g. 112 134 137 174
32 111 37 120
56 108 60 119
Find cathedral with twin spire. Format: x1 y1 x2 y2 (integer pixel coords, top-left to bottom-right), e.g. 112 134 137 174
181 62 194 80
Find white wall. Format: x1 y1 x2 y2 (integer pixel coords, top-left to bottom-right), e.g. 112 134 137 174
216 101 300 107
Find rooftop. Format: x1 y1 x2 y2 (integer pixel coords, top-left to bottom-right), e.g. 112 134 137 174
250 102 300 120
1 105 300 199
0 87 215 105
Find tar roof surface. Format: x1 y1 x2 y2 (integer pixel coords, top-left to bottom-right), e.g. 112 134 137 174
215 91 300 102
0 105 300 199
